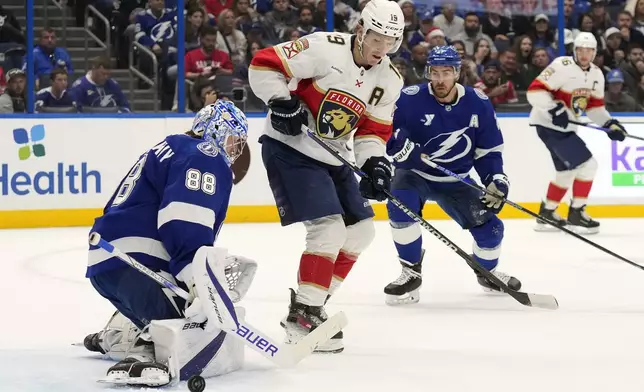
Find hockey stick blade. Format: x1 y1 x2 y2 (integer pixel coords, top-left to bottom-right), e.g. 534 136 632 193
279 311 349 367
301 126 558 310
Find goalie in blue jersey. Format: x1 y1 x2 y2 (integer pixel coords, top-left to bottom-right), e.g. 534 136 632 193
81 101 257 387
383 46 522 305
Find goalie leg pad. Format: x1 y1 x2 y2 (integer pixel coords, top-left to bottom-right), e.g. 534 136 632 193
192 246 239 333
149 307 245 380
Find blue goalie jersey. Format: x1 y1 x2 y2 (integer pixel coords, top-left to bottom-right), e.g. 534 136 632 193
86 134 233 278
390 83 504 184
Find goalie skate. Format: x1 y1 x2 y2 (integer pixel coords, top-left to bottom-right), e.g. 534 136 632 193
280 289 343 354
384 260 422 305
98 357 170 387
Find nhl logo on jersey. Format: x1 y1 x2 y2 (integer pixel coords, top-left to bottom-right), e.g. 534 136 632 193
281 38 310 59
317 89 366 139
571 88 591 117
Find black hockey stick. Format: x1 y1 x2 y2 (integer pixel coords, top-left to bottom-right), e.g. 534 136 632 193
302 125 558 310
420 154 644 272
569 119 644 142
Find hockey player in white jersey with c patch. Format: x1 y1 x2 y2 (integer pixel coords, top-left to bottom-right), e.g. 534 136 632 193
82 101 257 387
527 32 628 234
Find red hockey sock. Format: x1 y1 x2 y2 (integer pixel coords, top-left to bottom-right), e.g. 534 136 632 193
544 182 568 209
333 250 358 281
571 179 593 208
298 253 335 289
296 253 335 305
327 250 358 296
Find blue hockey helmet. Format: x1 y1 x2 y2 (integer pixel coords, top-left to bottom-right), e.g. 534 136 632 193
425 45 462 77
191 100 249 165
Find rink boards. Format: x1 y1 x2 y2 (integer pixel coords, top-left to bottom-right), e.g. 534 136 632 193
1 114 644 228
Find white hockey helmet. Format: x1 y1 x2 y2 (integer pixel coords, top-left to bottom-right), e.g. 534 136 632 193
360 0 405 53
573 32 597 61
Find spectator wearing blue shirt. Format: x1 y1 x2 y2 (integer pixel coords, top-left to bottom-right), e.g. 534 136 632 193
134 0 177 55
28 28 73 89
35 68 77 112
71 56 131 113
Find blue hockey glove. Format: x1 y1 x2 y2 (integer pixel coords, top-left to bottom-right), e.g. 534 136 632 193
359 156 392 202
481 174 509 214
386 128 423 169
268 95 308 136
603 119 627 142
548 102 569 129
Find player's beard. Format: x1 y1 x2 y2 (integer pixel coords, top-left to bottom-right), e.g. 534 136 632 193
431 81 455 100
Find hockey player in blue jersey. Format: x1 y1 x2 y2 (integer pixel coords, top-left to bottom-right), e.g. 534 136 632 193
383 46 522 305
82 101 257 387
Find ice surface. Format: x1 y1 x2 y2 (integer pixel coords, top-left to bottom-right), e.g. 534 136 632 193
2 219 644 392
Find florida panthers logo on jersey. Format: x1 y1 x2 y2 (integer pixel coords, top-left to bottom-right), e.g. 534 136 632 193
424 127 473 163
570 88 591 117
317 89 366 139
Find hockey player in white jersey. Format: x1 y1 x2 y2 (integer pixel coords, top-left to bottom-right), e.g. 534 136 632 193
248 0 404 353
82 101 257 387
527 32 628 234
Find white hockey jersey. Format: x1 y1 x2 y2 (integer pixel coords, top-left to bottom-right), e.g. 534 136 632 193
527 56 612 133
248 32 404 167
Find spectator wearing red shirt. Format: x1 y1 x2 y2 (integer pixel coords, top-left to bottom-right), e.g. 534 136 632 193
475 60 518 106
185 25 234 81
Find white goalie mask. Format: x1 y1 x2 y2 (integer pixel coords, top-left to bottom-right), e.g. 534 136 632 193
359 0 405 54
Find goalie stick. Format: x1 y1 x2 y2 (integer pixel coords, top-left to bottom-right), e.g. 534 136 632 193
420 154 644 272
88 232 348 368
302 125 558 310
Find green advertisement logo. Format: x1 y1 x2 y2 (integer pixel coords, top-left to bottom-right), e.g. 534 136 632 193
13 125 46 160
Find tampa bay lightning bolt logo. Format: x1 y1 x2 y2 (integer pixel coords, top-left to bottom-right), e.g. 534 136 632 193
151 21 175 42
424 127 472 163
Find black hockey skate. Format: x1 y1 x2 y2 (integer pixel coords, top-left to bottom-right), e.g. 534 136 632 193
534 202 567 232
100 357 170 387
384 260 422 305
84 332 106 354
567 205 599 235
475 268 522 293
280 289 343 353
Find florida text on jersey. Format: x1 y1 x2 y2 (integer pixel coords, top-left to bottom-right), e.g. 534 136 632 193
248 32 404 166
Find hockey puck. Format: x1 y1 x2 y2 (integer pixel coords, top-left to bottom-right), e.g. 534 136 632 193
187 375 206 392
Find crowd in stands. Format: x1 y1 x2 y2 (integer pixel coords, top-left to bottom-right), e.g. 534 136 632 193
1 0 644 112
